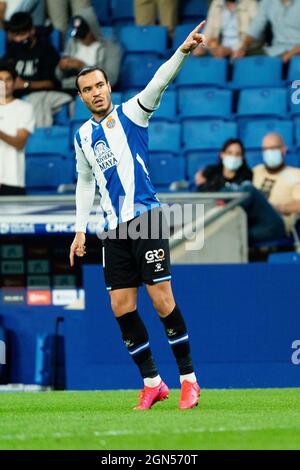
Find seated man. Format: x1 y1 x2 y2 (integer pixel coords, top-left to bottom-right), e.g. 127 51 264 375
253 133 300 232
4 12 59 96
0 61 35 195
56 7 122 91
193 0 258 58
234 0 300 62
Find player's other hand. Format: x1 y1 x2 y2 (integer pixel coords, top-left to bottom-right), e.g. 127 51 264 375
180 20 206 54
69 232 86 267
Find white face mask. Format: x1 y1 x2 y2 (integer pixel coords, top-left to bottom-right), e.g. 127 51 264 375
222 155 243 171
263 149 283 169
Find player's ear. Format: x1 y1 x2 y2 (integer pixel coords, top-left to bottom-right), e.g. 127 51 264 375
108 81 112 93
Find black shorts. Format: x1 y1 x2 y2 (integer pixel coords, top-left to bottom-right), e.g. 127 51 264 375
101 207 171 291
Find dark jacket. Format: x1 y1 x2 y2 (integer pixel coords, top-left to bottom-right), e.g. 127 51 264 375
196 163 253 192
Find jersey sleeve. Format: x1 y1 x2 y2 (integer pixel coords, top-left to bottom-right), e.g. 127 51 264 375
74 133 93 176
122 48 189 127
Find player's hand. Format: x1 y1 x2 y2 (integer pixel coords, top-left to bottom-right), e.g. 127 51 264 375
180 20 207 54
69 232 86 267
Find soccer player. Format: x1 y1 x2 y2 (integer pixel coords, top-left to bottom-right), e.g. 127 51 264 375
69 22 206 410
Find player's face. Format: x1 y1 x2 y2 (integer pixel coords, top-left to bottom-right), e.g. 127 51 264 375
0 71 14 100
78 70 112 117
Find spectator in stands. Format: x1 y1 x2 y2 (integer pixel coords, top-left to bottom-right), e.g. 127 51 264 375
0 0 45 26
56 7 122 91
253 133 300 232
134 0 178 38
193 0 258 58
0 61 35 195
195 138 286 244
4 12 59 96
195 139 253 191
46 0 90 36
234 0 300 62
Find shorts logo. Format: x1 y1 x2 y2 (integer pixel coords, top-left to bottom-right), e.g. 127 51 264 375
94 140 118 172
154 262 164 272
145 249 165 263
106 116 116 129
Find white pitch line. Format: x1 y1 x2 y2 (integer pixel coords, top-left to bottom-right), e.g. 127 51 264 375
0 424 299 443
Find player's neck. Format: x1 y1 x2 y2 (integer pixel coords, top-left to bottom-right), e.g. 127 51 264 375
92 103 113 122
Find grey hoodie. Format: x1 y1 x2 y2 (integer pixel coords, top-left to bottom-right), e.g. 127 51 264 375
55 6 122 89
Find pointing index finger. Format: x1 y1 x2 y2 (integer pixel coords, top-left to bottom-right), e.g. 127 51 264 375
192 20 206 34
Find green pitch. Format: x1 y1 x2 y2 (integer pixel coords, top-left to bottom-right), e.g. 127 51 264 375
0 388 299 450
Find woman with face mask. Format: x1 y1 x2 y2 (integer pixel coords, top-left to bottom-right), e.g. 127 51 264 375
195 138 286 246
195 138 252 192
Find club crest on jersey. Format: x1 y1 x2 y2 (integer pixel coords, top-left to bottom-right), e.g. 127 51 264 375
94 140 118 172
106 116 116 129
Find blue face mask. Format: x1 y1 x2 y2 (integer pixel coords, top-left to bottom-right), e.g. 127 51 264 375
263 149 283 169
223 155 243 171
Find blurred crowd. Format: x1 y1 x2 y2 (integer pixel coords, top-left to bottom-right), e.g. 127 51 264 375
0 0 300 249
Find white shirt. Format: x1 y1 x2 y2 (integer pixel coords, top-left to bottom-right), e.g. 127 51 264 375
75 42 100 67
222 8 239 50
3 0 23 19
0 99 35 187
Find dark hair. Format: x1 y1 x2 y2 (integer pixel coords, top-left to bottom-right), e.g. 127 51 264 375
76 67 108 92
0 60 17 80
220 138 245 158
5 12 33 33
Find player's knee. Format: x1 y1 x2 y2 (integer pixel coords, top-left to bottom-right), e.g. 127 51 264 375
110 297 137 317
152 293 174 317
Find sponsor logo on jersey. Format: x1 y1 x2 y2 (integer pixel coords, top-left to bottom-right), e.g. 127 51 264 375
94 140 118 172
145 249 165 263
106 116 116 129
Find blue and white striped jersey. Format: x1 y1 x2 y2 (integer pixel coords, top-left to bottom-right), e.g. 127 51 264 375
75 95 160 231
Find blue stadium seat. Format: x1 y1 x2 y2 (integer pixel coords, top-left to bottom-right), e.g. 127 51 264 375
290 83 300 117
111 0 135 25
241 119 294 149
245 150 263 168
180 0 208 22
173 24 195 51
50 29 62 53
149 154 185 185
26 126 70 156
186 151 219 181
288 56 300 83
121 54 164 89
176 57 227 88
268 252 300 264
232 56 282 89
101 26 116 41
149 122 181 154
183 120 237 151
118 25 168 55
0 30 6 57
295 120 300 148
26 154 74 189
237 88 287 118
153 91 177 121
91 0 110 24
122 90 176 121
178 88 232 119
53 103 69 126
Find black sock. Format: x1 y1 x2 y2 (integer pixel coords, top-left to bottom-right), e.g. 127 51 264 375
116 310 158 379
160 304 194 375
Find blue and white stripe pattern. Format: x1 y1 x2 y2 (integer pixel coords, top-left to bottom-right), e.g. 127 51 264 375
168 334 189 346
75 97 160 232
128 342 150 356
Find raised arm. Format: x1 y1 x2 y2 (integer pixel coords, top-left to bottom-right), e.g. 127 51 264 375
123 21 207 124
